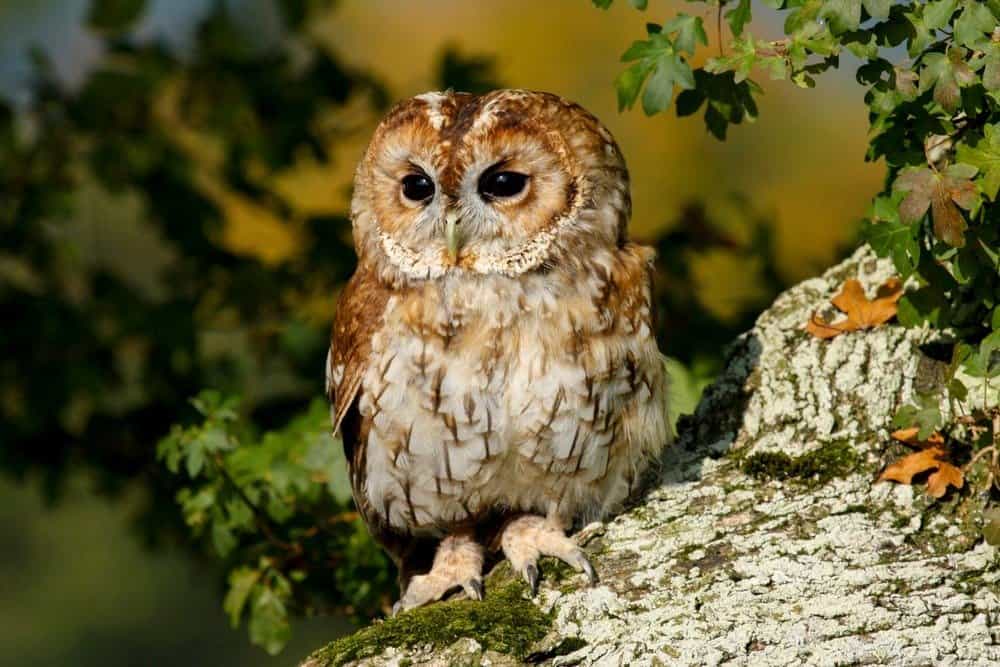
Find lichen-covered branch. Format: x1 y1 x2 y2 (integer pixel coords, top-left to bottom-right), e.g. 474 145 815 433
301 247 1000 666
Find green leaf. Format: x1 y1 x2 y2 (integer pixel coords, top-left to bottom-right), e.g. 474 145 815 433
663 14 708 55
820 0 862 34
156 428 184 474
592 0 614 8
892 393 944 440
186 445 205 478
948 378 969 402
954 0 997 48
249 583 292 655
906 11 936 57
862 0 891 20
965 330 1000 377
919 49 975 112
224 567 261 628
785 0 823 34
957 124 1000 200
621 35 670 61
629 0 648 9
897 286 951 328
212 521 238 557
616 61 654 111
87 0 147 31
983 47 1000 90
705 34 758 83
923 0 958 31
642 54 696 115
862 217 921 277
677 68 760 140
726 0 753 38
846 33 879 60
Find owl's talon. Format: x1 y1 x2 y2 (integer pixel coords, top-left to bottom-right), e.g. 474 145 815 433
501 514 599 593
573 550 599 586
463 577 485 601
523 563 540 596
394 533 485 612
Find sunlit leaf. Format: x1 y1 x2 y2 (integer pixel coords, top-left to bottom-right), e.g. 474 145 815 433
726 0 753 37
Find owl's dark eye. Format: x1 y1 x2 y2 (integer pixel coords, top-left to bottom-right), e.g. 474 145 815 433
478 171 529 199
401 173 435 202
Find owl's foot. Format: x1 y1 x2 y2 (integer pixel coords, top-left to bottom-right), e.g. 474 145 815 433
500 515 598 596
393 532 484 614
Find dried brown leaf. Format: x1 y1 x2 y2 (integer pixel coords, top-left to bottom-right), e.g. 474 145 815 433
879 438 964 499
894 166 978 247
890 427 945 446
879 446 947 485
931 193 968 247
806 277 903 339
926 462 964 498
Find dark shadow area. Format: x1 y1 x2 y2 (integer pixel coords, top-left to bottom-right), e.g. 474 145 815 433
661 332 764 487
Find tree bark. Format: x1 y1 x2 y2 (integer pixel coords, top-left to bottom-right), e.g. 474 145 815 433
301 247 1000 666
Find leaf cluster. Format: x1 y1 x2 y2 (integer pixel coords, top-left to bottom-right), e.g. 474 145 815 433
597 0 1000 548
598 0 1000 466
157 392 393 654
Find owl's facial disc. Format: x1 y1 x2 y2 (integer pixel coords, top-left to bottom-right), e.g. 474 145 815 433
357 90 627 279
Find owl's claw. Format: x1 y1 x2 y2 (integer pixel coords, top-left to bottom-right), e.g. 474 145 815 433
394 533 485 613
501 514 599 595
463 576 485 601
573 550 599 586
523 563 540 595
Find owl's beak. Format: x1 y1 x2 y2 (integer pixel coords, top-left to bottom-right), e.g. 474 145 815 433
445 210 461 263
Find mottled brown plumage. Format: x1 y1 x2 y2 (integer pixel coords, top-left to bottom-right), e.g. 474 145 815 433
326 89 669 610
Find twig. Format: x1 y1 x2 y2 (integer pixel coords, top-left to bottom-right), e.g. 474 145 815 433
964 445 995 471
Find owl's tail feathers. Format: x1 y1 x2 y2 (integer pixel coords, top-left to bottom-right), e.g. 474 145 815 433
500 514 598 596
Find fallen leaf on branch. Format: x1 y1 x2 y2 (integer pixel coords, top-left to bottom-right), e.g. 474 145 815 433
890 427 944 446
806 277 904 339
926 463 964 498
879 430 964 498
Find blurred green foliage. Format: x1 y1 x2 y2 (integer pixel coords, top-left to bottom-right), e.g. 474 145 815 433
2 0 392 652
1 0 794 656
157 392 391 653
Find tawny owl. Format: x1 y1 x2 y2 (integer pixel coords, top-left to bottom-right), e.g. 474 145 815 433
326 89 669 612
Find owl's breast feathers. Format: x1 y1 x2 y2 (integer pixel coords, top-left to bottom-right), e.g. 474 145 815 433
327 243 670 547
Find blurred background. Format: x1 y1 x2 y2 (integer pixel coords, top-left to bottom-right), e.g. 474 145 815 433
0 1 882 665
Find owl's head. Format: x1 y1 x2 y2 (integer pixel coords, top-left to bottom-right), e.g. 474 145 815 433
351 90 631 282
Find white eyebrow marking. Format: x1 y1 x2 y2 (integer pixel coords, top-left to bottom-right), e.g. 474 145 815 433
414 91 449 131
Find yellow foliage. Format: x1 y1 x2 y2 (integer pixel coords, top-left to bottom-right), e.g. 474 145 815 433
154 77 304 266
688 249 768 323
203 178 304 266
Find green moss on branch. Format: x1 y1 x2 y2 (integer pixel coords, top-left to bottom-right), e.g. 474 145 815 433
301 581 550 667
739 440 861 485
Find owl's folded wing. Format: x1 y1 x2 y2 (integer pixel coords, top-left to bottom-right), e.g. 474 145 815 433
326 264 391 435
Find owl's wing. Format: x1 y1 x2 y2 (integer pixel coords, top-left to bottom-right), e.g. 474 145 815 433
326 264 390 436
326 268 440 587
